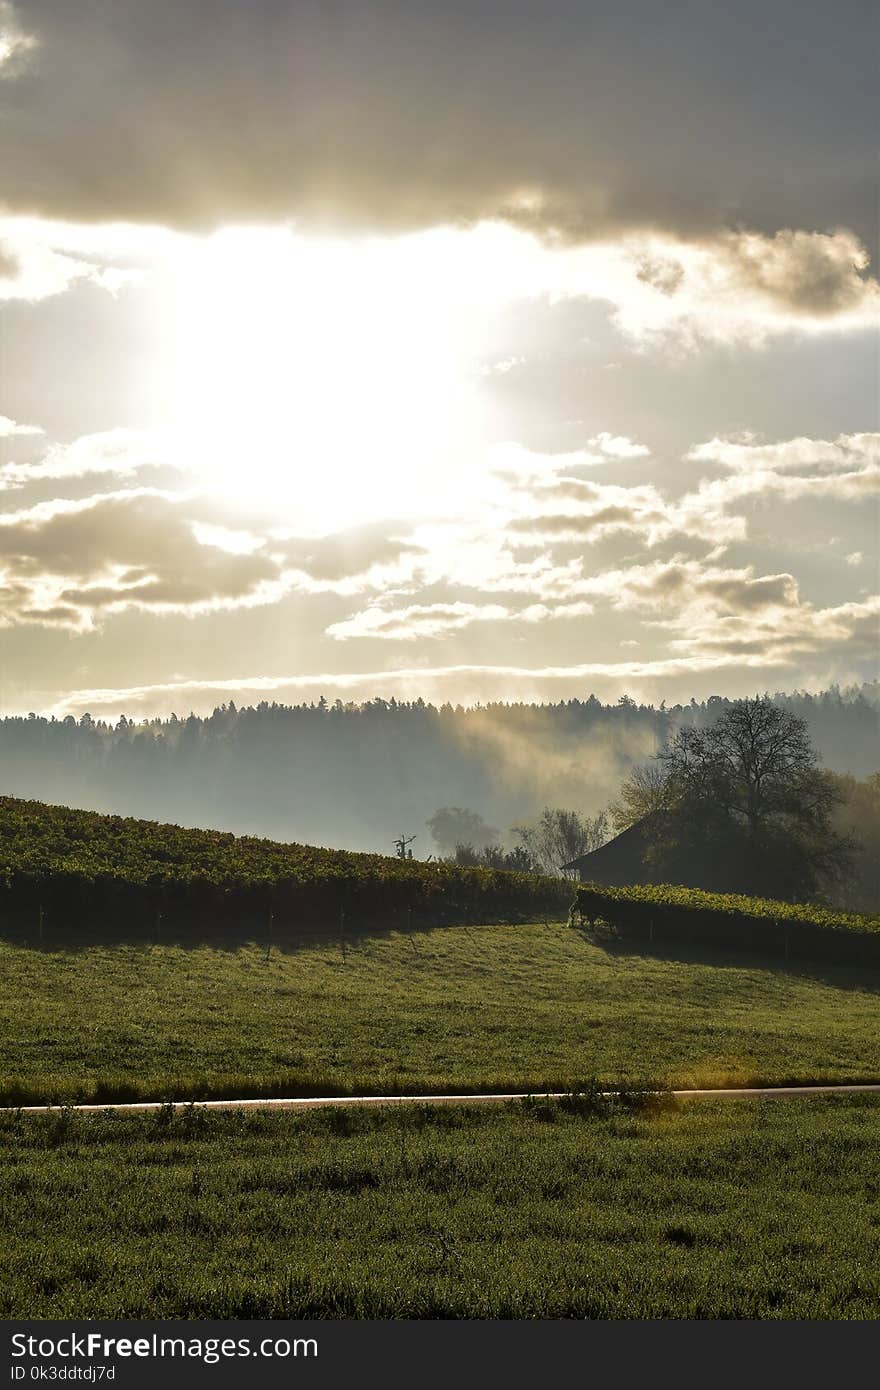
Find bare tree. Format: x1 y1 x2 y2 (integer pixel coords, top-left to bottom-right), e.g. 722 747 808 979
513 806 609 879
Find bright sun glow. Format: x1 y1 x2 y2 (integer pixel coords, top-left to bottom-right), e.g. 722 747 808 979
156 226 507 531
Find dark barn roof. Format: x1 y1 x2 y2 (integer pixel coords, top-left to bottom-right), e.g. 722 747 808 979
562 818 651 886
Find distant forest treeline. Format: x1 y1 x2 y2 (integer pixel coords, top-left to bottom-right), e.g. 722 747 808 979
1 684 877 854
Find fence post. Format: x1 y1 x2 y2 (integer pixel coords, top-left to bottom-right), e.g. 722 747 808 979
38 903 44 944
265 909 273 963
406 905 418 951
340 908 346 963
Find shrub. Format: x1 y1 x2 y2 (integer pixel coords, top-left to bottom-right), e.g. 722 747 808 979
569 880 880 963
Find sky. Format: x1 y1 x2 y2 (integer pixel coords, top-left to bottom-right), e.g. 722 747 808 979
0 0 877 720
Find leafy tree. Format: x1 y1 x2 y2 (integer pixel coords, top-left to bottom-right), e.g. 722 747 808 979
613 697 851 900
610 762 672 829
513 806 609 879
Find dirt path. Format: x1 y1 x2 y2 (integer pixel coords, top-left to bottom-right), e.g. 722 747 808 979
11 1083 880 1114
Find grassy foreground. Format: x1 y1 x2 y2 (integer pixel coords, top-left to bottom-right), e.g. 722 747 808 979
1 921 878 1104
1 1095 878 1319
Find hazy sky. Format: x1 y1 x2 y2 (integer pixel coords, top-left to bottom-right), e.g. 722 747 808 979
0 0 877 718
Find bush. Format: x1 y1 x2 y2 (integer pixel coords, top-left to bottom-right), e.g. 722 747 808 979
569 880 880 964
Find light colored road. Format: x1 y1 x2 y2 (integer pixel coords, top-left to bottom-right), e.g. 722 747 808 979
11 1083 880 1114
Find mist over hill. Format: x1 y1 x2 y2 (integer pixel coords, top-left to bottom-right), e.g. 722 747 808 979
1 684 877 855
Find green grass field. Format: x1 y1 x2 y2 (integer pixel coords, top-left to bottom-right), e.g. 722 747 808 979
1 1095 878 1318
2 920 878 1104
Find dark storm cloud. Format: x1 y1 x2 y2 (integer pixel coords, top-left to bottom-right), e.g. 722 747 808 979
1 1 876 246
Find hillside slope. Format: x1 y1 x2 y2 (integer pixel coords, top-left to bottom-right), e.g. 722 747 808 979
0 795 569 932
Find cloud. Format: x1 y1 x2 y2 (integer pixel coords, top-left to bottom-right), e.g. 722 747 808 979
504 476 743 549
479 356 525 376
0 2 875 258
721 229 876 316
509 506 661 544
683 432 880 512
485 427 870 560
0 221 147 301
0 414 43 438
322 552 816 645
688 432 880 474
276 522 426 594
0 489 284 630
0 406 874 738
326 595 596 641
0 481 434 630
326 601 511 642
0 429 169 490
607 231 880 345
577 559 802 620
488 441 608 484
589 432 650 459
665 594 880 669
479 444 742 554
355 425 874 609
317 545 878 715
692 469 878 515
0 1 36 77
575 556 877 673
484 556 810 632
513 552 878 675
635 253 685 296
1 212 876 357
